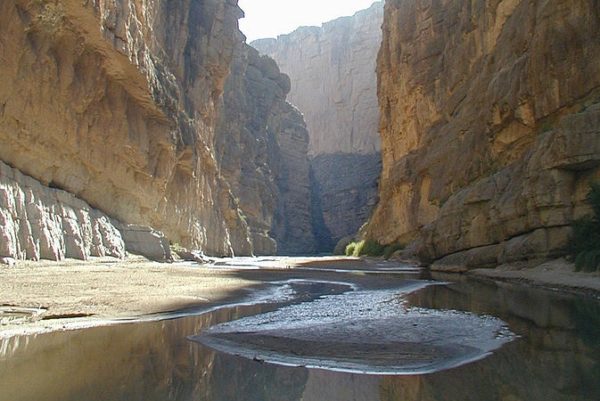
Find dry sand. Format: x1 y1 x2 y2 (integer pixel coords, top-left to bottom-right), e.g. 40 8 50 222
1 254 598 339
0 256 264 338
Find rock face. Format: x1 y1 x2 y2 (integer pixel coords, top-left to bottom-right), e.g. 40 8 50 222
118 225 172 262
216 41 316 255
0 0 252 256
0 161 125 261
367 0 600 267
253 2 384 251
310 154 381 252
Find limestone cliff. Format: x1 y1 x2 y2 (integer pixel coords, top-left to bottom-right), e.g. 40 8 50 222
0 0 252 256
252 2 384 251
368 0 600 268
0 161 125 261
216 41 316 255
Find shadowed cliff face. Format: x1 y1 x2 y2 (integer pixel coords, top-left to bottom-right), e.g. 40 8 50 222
310 154 381 253
252 2 384 251
368 0 600 266
0 0 252 256
216 41 316 255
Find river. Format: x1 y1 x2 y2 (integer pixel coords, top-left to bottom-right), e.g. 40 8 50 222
0 260 598 401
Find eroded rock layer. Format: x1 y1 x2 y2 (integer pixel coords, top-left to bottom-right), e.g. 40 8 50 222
253 2 384 249
216 42 316 255
0 0 251 256
368 0 600 267
0 161 125 261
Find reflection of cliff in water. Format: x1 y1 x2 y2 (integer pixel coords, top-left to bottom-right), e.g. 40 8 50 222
388 277 600 401
0 303 310 401
1 275 599 401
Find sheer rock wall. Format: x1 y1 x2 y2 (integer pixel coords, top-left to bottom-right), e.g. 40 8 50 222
216 42 316 255
368 0 600 267
0 0 253 257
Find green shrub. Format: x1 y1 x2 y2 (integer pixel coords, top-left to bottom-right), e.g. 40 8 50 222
344 239 383 257
360 239 385 256
569 183 600 272
334 236 354 255
345 242 356 256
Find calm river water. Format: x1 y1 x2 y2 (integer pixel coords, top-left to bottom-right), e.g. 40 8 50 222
0 262 598 401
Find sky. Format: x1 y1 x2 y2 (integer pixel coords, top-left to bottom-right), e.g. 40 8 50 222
238 0 378 42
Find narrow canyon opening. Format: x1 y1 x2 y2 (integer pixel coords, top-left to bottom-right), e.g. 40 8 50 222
230 1 385 255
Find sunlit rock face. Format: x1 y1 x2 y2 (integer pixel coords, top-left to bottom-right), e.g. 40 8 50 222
216 40 317 255
367 0 600 266
0 161 125 261
252 2 384 252
0 0 253 256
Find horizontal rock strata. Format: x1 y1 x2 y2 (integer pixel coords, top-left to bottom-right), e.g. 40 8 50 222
367 0 600 267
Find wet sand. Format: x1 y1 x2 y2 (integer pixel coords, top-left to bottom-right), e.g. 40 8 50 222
469 258 600 298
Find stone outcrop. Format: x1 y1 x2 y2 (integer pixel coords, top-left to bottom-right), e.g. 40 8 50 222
216 41 316 255
0 0 253 257
252 2 384 251
0 161 125 261
367 0 600 267
118 225 172 262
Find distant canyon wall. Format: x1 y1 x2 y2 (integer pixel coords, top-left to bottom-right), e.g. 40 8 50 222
216 40 316 255
253 2 384 251
367 0 600 268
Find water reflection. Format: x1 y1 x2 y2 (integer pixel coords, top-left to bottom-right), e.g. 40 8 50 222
194 282 514 375
392 276 600 401
0 274 598 401
0 306 257 401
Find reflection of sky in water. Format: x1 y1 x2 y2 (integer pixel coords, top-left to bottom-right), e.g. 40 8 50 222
193 282 516 375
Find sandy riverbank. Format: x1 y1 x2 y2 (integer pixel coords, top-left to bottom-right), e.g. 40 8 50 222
468 258 600 298
1 254 599 339
0 255 368 338
0 256 265 338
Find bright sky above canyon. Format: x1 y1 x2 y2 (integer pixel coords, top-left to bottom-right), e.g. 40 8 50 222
238 0 378 42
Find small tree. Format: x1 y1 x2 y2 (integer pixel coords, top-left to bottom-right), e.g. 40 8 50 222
569 183 600 272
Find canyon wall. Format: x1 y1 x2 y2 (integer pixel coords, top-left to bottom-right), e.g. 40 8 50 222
252 2 384 251
0 161 125 261
216 40 316 255
0 0 253 257
368 0 600 268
